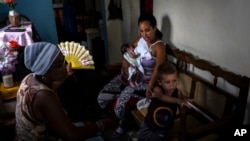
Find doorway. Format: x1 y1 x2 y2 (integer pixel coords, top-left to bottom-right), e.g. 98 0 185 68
53 0 107 68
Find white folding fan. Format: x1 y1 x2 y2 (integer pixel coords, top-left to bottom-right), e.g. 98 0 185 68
58 41 95 69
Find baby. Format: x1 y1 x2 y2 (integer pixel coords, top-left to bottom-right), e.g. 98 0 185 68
120 43 142 88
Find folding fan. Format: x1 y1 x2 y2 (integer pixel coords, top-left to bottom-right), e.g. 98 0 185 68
58 41 95 69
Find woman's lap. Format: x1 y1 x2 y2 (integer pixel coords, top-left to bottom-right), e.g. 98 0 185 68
97 74 147 120
97 75 124 109
114 84 146 120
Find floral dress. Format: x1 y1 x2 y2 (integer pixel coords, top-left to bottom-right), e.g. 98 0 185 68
15 74 58 141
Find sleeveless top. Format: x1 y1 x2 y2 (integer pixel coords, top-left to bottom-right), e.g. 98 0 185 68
15 73 58 141
144 88 179 131
134 38 164 83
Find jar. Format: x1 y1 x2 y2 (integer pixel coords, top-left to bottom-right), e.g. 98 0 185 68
2 73 14 88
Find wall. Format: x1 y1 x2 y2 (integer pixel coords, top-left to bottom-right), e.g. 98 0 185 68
104 0 140 64
104 0 122 64
153 0 250 124
0 0 58 44
104 0 250 125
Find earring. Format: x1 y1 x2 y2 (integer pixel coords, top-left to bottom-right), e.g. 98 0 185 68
158 80 161 85
42 76 47 81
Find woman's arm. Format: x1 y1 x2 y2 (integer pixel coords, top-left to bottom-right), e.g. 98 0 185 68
146 42 166 99
149 42 166 87
121 57 129 77
131 37 140 48
33 90 103 140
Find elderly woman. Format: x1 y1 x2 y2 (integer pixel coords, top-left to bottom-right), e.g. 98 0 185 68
15 42 112 141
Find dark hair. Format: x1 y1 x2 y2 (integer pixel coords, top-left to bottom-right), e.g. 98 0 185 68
138 13 157 27
120 43 130 54
138 13 163 39
157 62 177 80
156 28 163 40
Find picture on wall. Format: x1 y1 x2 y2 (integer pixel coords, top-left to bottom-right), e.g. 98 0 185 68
140 0 153 14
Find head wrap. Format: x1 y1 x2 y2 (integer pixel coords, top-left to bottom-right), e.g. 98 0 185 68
24 42 60 75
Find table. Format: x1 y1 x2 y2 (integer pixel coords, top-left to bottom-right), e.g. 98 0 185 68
0 82 20 100
0 22 34 46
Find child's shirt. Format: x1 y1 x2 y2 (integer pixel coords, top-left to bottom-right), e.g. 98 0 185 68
144 88 179 131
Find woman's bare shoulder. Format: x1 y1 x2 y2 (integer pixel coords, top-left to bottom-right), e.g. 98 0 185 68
154 40 165 48
152 40 166 56
34 89 58 107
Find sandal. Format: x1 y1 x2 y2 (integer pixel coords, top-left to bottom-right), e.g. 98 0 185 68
112 126 125 138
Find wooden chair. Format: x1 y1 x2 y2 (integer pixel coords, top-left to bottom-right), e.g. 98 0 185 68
131 44 250 141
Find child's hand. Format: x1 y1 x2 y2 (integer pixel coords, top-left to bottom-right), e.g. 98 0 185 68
179 99 193 108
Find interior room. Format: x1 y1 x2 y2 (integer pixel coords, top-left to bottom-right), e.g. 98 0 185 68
0 0 250 141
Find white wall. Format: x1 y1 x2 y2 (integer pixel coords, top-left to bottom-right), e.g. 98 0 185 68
121 0 140 44
104 0 122 64
104 0 140 64
153 0 250 124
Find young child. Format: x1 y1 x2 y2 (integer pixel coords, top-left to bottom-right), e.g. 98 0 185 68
120 43 142 88
137 62 192 141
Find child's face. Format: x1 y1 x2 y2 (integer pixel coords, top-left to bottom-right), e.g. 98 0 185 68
158 73 177 94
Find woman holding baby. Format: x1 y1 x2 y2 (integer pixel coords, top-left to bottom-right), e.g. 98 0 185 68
97 13 167 137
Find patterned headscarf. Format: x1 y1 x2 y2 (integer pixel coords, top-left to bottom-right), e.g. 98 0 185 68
24 42 60 75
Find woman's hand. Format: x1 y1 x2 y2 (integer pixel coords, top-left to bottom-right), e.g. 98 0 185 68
129 51 140 58
66 62 75 76
146 80 155 101
146 86 153 101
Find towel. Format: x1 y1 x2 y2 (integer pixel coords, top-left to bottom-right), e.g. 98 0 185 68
134 38 152 74
24 42 60 75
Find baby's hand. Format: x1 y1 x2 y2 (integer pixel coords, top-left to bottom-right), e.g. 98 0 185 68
128 51 140 58
134 53 140 58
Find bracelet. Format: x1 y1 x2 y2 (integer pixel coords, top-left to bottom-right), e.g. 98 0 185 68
95 120 104 132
